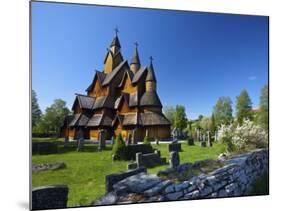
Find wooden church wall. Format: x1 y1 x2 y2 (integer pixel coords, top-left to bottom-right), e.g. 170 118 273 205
104 53 113 74
88 79 108 97
122 75 137 94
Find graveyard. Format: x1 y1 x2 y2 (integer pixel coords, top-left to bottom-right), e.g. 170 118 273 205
32 138 227 207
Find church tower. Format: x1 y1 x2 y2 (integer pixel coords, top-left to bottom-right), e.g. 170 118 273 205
130 42 141 74
145 56 157 92
104 28 123 74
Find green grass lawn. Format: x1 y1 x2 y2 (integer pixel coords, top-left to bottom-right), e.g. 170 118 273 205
32 140 226 207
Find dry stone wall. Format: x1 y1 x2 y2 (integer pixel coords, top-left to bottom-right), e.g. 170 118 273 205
95 149 268 205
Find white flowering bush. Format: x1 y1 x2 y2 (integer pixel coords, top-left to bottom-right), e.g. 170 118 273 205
217 119 268 152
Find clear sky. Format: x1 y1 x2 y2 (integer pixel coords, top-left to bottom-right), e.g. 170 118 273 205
32 1 268 119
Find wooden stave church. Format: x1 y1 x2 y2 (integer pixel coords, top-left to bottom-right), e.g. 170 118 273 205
61 32 171 142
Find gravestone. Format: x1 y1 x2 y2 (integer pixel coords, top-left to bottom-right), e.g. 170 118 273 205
200 141 207 147
132 129 137 144
214 131 218 142
169 151 180 168
168 142 182 152
111 136 115 145
32 185 68 210
98 129 106 151
64 137 69 148
131 151 166 169
77 128 84 152
207 131 212 147
155 139 159 145
172 128 179 141
136 152 143 168
187 136 194 146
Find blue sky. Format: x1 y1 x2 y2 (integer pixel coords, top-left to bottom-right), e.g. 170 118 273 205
32 2 268 119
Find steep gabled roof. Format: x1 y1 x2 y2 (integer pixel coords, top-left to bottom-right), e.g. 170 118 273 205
140 91 162 107
69 114 81 127
102 60 128 86
71 94 95 111
86 71 106 92
69 113 91 127
87 113 113 127
92 95 115 110
117 69 134 88
132 66 147 84
114 113 139 126
103 49 123 65
140 112 170 126
115 92 138 109
110 35 121 48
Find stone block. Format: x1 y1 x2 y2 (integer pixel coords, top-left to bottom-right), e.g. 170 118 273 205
32 185 68 210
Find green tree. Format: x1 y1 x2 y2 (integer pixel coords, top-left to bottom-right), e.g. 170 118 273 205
236 89 253 124
112 134 127 159
174 105 188 132
143 136 151 145
200 117 211 131
32 90 42 127
258 85 269 131
43 99 70 134
210 113 216 134
163 106 176 128
213 97 233 125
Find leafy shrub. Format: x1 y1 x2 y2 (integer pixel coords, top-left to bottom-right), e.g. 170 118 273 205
112 134 127 160
217 119 268 152
143 136 150 145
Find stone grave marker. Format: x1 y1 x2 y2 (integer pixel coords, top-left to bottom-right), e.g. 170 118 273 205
169 151 180 168
98 129 106 151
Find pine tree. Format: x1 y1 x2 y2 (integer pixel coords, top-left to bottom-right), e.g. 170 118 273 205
236 89 253 125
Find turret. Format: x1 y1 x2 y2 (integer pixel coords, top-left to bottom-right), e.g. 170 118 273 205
145 56 157 91
130 42 141 74
104 28 123 74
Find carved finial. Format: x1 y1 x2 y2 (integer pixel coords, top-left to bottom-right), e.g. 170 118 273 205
114 26 119 36
149 56 154 64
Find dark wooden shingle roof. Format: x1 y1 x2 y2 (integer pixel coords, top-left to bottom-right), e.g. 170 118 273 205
110 35 121 48
86 71 106 92
102 60 128 86
146 63 157 82
140 91 162 107
140 112 170 126
132 66 147 84
92 95 115 110
87 113 113 127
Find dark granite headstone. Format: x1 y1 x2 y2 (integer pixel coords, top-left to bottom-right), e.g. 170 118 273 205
187 137 194 146
32 185 68 210
98 129 106 151
168 143 182 152
169 151 180 168
200 141 207 147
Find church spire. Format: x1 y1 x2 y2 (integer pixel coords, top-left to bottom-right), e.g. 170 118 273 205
110 27 121 54
130 42 141 73
145 56 157 91
104 28 124 74
146 56 157 82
